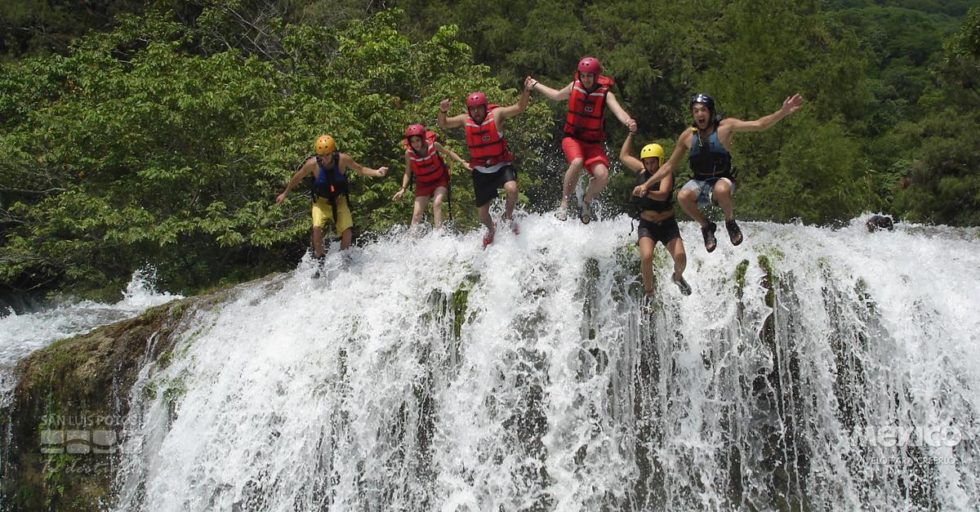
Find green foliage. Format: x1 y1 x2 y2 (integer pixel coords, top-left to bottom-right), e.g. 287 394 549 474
0 7 552 296
892 6 980 225
0 0 146 56
741 116 869 224
2 1 979 298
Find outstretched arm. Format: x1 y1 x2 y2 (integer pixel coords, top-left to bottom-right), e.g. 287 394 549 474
276 158 314 203
619 131 644 173
434 142 471 170
340 153 388 178
393 153 412 201
723 93 804 133
437 99 468 129
495 81 533 121
525 76 572 102
606 92 637 132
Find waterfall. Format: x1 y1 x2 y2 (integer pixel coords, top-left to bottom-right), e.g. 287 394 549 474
109 214 980 510
0 267 180 405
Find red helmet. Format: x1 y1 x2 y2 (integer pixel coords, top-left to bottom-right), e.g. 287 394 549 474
405 124 426 139
466 91 488 108
577 57 601 75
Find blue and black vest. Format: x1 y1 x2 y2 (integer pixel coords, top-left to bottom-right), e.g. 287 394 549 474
311 155 349 203
689 128 733 181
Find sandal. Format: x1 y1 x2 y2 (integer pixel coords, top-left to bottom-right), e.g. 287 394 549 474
672 274 692 296
482 222 496 249
504 217 519 235
725 219 743 246
701 222 717 253
580 201 593 224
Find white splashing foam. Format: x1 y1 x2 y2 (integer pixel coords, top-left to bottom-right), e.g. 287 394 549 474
0 267 181 402
93 213 980 510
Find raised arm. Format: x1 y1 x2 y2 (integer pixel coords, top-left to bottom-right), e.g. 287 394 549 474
494 82 533 121
722 93 804 134
434 142 471 170
606 92 637 132
526 76 572 102
437 98 468 130
339 153 388 178
619 131 644 173
275 157 315 203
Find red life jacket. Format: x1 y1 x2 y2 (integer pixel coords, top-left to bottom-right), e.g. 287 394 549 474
563 75 613 142
405 140 447 185
464 106 513 168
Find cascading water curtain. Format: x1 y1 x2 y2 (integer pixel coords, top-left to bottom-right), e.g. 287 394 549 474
112 217 980 511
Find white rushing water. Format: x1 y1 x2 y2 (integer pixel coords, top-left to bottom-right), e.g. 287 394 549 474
0 267 181 403
107 213 979 511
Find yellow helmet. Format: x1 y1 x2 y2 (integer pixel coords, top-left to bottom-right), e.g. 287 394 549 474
314 135 336 156
640 143 664 162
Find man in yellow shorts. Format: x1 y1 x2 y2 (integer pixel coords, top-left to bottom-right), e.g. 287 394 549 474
276 135 388 266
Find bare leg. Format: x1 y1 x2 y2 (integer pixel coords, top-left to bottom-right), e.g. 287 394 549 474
312 227 326 258
638 236 656 295
502 180 518 222
340 228 353 250
411 195 430 227
678 187 708 227
712 178 735 221
432 187 448 229
666 237 687 280
666 236 691 294
477 203 494 232
583 164 609 204
559 158 584 210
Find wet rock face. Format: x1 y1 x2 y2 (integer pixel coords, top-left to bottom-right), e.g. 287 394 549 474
866 215 895 232
1 299 189 510
0 274 276 510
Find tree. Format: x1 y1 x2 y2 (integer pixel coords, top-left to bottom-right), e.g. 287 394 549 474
892 6 980 226
0 8 553 297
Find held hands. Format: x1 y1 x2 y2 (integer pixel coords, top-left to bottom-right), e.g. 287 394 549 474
524 76 538 92
631 184 647 197
781 94 804 116
627 119 638 133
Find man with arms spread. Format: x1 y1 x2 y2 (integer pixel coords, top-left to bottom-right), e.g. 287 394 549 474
634 93 803 252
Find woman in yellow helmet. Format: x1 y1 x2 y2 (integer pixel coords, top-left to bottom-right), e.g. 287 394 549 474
276 135 388 274
619 128 691 298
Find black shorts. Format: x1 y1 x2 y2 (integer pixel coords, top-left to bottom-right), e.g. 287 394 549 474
472 165 517 207
638 216 681 244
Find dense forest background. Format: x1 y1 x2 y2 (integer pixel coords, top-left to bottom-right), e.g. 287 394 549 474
1 0 978 301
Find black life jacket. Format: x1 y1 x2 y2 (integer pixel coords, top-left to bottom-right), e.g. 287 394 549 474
689 128 733 181
629 170 673 217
